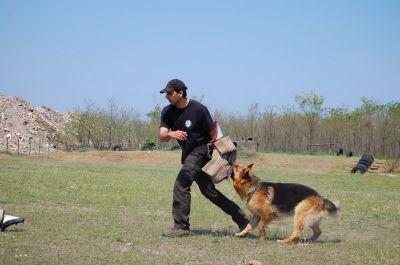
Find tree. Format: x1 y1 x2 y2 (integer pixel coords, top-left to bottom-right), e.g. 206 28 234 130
247 103 261 138
296 92 324 152
359 97 380 153
58 95 399 158
323 107 348 151
278 105 301 152
145 104 162 148
387 102 400 160
106 98 118 149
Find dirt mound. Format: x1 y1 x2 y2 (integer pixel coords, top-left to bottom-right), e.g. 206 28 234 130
33 150 182 166
0 94 69 154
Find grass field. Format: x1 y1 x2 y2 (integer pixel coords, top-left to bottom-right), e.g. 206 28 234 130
1 151 399 265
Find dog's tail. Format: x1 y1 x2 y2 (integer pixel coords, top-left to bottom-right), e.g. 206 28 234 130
323 199 340 218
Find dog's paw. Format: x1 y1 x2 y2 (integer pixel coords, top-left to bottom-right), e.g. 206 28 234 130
235 232 247 237
277 239 290 244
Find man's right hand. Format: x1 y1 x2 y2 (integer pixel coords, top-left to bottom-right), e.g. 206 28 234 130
168 130 188 141
160 127 187 142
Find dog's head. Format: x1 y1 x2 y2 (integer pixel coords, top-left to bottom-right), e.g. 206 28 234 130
231 161 254 181
231 162 259 199
232 161 260 183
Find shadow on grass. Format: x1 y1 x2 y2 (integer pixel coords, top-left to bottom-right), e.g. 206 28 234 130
190 229 341 244
1 228 24 233
306 238 341 244
190 228 257 239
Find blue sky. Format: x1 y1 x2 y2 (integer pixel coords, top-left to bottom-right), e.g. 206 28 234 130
0 0 399 115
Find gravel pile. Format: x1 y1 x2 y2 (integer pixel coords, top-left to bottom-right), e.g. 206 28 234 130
0 94 69 154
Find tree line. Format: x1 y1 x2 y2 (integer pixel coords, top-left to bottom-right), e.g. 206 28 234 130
60 94 400 159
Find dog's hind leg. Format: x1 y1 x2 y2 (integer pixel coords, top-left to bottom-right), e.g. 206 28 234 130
277 199 314 244
277 213 305 244
309 222 322 241
306 211 323 241
278 197 324 244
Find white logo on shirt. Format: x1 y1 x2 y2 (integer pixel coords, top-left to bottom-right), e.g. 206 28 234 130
185 120 192 128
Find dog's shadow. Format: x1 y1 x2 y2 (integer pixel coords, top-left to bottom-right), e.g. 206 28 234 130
266 233 341 244
190 228 257 239
190 229 341 243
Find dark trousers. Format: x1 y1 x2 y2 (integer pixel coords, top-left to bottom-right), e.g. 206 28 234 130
172 151 248 230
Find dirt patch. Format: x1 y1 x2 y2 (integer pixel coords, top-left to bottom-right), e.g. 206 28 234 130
378 160 400 174
18 151 399 176
33 151 182 166
238 153 353 174
239 153 398 176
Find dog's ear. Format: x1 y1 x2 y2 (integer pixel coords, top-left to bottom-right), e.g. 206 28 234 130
243 163 254 177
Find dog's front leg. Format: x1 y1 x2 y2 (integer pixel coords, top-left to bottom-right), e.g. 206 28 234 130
235 215 260 237
235 223 253 237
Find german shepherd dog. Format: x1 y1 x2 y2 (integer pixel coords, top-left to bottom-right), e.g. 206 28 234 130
231 162 339 244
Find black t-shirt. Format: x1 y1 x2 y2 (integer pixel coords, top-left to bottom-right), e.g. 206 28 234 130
160 99 215 164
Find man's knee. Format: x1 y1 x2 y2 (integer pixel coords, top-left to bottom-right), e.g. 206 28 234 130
199 182 219 199
175 166 197 188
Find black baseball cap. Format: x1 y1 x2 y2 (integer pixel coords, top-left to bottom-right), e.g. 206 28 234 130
160 79 188 93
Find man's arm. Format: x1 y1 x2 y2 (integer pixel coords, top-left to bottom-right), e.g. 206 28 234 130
160 127 188 142
209 126 218 143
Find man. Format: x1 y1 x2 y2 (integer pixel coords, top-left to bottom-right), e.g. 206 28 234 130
159 79 248 237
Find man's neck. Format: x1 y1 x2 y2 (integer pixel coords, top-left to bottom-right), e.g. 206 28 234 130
175 98 190 109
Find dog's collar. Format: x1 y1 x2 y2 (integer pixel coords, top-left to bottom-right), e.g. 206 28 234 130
247 181 262 202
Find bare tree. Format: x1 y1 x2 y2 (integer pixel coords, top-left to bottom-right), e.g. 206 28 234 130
106 98 117 149
296 92 324 152
59 98 400 158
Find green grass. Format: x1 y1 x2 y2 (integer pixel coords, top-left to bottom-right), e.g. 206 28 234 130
0 153 399 265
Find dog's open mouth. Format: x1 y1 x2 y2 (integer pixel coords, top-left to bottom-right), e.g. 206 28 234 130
230 169 235 180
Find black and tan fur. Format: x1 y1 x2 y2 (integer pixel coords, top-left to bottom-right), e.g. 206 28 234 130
231 162 339 244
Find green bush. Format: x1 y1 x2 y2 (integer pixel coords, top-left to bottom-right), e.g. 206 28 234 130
141 139 157 151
